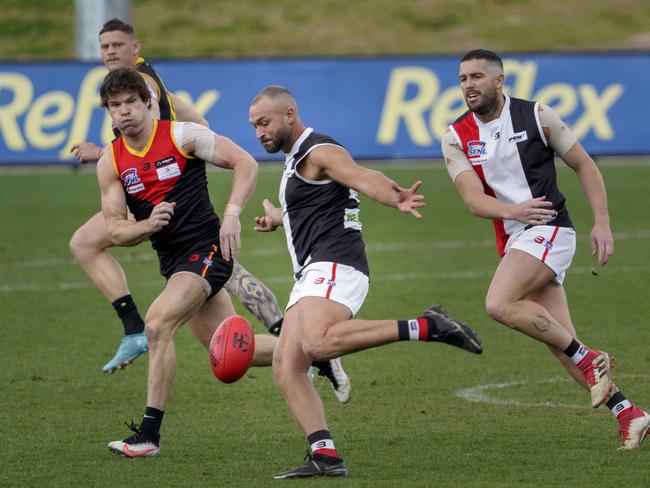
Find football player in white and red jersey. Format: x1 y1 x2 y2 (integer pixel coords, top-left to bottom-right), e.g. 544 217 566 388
442 49 649 450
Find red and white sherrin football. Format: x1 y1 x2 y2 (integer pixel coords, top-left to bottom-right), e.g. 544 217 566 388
209 315 255 383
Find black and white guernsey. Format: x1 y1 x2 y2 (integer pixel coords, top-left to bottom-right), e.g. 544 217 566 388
280 128 369 278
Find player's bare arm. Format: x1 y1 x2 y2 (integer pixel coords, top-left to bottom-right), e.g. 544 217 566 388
556 140 613 265
97 149 174 246
539 104 614 264
442 130 555 225
180 123 258 260
306 144 425 218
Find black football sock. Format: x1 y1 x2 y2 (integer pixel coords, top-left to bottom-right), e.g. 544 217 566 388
562 339 589 365
397 318 429 341
112 294 145 335
606 390 632 418
140 406 164 439
307 429 340 460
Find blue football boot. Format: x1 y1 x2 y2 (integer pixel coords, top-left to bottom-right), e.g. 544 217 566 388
102 332 148 373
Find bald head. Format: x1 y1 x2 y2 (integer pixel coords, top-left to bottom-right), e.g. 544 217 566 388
251 85 297 111
249 85 304 154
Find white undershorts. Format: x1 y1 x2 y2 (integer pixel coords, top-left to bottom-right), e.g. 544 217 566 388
505 225 576 284
286 261 369 316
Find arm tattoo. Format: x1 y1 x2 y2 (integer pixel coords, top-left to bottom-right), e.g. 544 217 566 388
532 314 551 333
225 260 283 329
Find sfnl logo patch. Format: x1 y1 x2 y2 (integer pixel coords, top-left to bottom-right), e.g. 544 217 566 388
467 140 487 160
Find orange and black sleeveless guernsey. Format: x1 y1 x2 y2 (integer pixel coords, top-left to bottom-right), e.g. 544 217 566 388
110 120 220 277
135 56 176 121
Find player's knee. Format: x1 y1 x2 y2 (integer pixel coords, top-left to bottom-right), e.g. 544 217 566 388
271 353 292 387
144 316 174 346
301 336 335 362
69 228 88 260
485 297 508 324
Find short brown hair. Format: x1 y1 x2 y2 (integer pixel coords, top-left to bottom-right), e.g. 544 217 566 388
99 18 135 37
100 67 151 108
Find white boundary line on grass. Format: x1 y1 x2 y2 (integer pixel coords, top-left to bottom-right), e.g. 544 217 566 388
2 229 650 270
455 373 647 410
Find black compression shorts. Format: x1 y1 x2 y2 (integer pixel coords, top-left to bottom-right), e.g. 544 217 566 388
162 241 233 299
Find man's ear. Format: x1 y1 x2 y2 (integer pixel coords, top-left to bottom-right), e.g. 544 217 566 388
496 72 505 89
285 107 295 125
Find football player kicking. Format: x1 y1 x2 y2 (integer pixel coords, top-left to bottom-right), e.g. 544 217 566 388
250 85 483 479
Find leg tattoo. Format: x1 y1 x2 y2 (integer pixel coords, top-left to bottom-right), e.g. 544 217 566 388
532 314 551 333
225 260 283 330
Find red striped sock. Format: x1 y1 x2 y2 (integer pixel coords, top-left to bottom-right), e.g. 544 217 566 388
397 318 429 341
307 430 339 459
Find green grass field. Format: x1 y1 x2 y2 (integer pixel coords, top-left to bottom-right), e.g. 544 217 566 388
3 0 650 60
1 162 649 487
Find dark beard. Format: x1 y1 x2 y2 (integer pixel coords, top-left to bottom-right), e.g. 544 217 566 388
263 125 292 153
471 92 501 117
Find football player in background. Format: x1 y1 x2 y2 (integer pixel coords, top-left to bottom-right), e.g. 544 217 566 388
442 49 650 450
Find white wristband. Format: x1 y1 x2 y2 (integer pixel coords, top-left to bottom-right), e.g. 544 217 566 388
224 203 242 218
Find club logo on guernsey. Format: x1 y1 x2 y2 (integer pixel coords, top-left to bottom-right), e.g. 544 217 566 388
121 168 145 194
467 140 487 160
314 277 325 284
121 167 141 186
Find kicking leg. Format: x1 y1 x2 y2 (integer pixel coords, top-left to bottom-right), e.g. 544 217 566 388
225 260 351 400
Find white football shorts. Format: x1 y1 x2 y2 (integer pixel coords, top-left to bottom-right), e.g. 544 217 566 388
505 225 576 284
286 261 369 316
